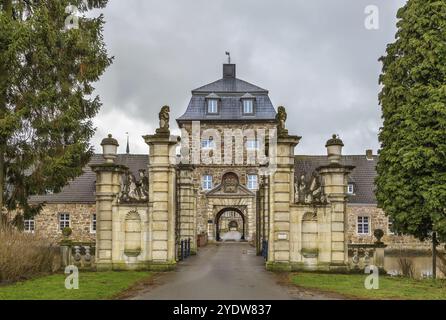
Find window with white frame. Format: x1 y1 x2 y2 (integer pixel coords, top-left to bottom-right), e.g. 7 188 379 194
24 219 35 233
91 214 97 233
207 99 218 114
202 175 213 190
357 216 370 235
242 99 254 114
59 213 70 230
246 139 259 150
347 184 355 194
247 174 258 190
201 138 215 149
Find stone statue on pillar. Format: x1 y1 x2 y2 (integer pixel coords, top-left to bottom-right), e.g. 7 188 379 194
156 105 170 135
276 106 288 136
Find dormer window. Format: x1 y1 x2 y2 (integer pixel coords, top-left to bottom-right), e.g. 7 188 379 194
243 100 254 114
205 93 220 115
208 99 218 114
241 93 256 115
347 184 355 194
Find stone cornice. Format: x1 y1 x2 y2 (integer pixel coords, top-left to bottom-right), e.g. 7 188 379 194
90 163 128 172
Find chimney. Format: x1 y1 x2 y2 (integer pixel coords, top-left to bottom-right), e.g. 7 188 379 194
366 149 373 160
223 64 236 79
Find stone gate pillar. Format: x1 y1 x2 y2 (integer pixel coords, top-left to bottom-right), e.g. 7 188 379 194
91 134 127 271
144 121 178 269
317 135 354 271
266 107 301 271
177 164 197 255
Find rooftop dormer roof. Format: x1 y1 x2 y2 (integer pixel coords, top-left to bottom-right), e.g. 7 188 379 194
177 63 277 123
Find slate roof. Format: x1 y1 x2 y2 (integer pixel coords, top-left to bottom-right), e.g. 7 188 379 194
192 78 268 94
177 95 277 121
29 154 148 204
294 155 379 204
29 154 379 205
177 64 277 122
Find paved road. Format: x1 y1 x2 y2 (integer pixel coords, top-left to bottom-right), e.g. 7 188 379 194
129 242 337 300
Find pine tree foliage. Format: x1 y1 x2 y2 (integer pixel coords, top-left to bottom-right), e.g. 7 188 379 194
0 0 112 218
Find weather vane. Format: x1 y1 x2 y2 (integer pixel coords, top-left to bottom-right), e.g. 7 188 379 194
225 51 231 64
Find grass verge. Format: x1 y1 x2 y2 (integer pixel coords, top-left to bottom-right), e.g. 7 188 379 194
0 271 152 300
291 272 446 300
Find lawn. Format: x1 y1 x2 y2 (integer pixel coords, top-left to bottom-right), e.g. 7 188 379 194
0 271 152 300
291 273 446 300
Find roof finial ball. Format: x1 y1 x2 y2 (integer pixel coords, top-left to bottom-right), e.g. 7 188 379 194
101 134 119 163
325 134 344 164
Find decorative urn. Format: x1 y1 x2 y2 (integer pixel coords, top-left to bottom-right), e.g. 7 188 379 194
325 134 344 164
101 134 119 163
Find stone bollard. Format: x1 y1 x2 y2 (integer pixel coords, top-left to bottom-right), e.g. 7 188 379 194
374 246 385 270
373 229 387 271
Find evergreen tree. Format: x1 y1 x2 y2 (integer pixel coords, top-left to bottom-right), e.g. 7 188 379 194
376 0 446 241
0 0 112 219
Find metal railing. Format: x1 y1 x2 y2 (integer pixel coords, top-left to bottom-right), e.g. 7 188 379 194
262 240 268 260
178 238 191 261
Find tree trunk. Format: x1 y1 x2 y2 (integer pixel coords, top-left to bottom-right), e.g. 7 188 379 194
0 0 13 215
0 149 4 215
433 232 437 280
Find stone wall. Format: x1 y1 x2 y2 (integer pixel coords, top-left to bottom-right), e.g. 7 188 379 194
347 204 430 249
32 203 96 242
24 202 430 251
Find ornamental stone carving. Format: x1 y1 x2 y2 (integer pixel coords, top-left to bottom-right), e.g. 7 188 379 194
295 172 326 204
276 106 288 136
120 169 149 203
222 172 239 193
156 105 170 134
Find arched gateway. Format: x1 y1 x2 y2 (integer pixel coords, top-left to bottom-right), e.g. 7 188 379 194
91 62 354 272
215 208 245 241
202 172 256 243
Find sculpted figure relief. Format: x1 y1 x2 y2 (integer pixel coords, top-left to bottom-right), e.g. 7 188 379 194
223 172 239 193
120 170 149 203
295 172 326 204
138 169 149 201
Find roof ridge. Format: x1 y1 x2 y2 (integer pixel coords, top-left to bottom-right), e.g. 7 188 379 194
191 77 268 93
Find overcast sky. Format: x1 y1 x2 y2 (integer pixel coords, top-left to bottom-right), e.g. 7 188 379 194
91 0 407 155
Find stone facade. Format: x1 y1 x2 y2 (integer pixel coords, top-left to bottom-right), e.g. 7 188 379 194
10 204 96 243
347 204 431 250
179 121 277 245
18 201 430 251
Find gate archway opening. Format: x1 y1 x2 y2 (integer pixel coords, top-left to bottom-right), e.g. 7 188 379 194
215 208 245 242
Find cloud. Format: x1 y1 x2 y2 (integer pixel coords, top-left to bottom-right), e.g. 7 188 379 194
91 0 407 155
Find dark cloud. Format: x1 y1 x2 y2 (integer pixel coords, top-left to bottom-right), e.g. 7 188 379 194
91 0 407 155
